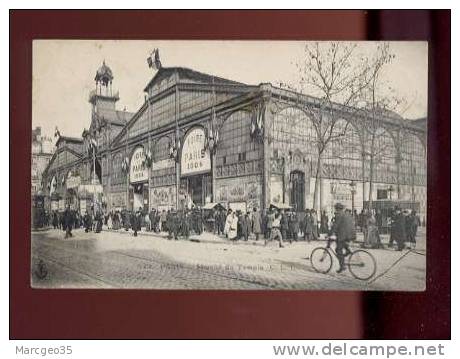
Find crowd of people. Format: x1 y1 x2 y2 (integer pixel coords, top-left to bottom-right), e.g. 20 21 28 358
41 202 422 254
46 206 207 239
215 207 327 248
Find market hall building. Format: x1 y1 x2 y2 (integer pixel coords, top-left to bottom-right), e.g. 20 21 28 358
41 61 427 220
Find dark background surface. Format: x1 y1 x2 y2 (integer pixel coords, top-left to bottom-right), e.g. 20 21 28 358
10 10 450 339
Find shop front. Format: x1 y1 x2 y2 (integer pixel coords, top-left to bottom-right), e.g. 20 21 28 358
129 146 149 212
77 184 104 214
65 170 81 211
180 127 212 208
215 175 262 212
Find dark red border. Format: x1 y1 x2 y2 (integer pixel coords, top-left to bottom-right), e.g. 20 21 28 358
10 10 450 339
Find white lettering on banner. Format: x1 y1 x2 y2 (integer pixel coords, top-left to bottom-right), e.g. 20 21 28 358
80 200 87 214
152 158 175 171
66 176 81 189
130 147 148 183
181 128 211 177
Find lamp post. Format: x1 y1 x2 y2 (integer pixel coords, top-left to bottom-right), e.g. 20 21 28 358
349 180 357 213
388 185 394 200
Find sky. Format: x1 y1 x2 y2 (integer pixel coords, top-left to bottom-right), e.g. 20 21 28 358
32 40 428 140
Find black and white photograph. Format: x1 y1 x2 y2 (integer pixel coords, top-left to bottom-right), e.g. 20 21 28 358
31 40 427 290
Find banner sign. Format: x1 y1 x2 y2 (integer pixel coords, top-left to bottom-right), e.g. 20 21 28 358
66 175 81 189
78 184 103 194
150 186 176 209
111 192 126 208
152 158 175 171
80 200 87 214
181 127 211 177
50 176 57 195
130 146 148 183
216 175 262 210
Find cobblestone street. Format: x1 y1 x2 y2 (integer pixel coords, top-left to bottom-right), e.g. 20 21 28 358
31 228 426 290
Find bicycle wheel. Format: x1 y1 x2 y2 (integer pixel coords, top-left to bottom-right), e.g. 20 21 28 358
348 249 377 280
310 247 333 274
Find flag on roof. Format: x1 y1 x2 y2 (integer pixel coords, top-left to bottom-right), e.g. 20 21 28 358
147 48 162 70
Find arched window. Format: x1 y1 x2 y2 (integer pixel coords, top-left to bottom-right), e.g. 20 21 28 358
216 110 261 165
365 127 398 183
323 119 362 179
400 133 426 185
153 136 171 162
110 151 123 185
271 107 317 160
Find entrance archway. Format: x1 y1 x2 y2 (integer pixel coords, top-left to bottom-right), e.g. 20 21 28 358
129 146 149 212
180 126 212 208
290 170 305 211
130 183 149 212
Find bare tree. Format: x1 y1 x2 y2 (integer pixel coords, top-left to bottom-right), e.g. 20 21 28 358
357 43 413 208
284 42 375 211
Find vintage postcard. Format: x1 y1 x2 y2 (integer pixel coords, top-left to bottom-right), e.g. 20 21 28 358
31 40 427 290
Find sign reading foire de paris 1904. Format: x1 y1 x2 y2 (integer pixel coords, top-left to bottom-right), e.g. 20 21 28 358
130 146 148 183
181 127 211 177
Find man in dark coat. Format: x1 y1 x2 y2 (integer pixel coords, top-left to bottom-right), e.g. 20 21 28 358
214 209 221 235
236 211 243 240
123 210 131 231
288 212 299 243
182 211 191 239
240 213 250 241
63 207 74 238
193 208 203 235
280 210 289 241
252 208 262 241
52 211 59 229
320 210 329 234
160 210 167 232
390 207 406 251
310 209 319 240
303 209 313 242
329 203 356 273
132 208 142 237
95 211 103 233
83 211 92 232
149 209 155 232
173 211 181 240
60 212 65 230
265 209 274 240
406 210 420 247
166 210 173 239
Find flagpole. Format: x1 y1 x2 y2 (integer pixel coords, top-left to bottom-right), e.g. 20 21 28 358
92 143 96 215
175 70 180 210
126 125 129 211
147 95 152 213
211 76 216 203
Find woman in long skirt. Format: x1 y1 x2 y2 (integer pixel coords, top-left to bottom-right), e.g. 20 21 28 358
107 212 113 230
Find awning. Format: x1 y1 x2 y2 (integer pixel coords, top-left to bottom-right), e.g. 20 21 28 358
270 202 293 210
78 184 103 194
202 202 225 210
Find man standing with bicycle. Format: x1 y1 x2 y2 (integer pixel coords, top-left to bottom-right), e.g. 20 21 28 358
329 203 356 273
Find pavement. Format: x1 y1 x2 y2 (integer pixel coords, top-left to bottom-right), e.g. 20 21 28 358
31 226 426 290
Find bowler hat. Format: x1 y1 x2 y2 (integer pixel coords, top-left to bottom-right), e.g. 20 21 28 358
334 203 345 210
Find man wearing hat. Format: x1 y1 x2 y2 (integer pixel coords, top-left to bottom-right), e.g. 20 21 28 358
330 203 356 273
389 206 406 251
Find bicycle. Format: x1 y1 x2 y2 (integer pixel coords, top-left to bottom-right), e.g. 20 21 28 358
310 236 377 280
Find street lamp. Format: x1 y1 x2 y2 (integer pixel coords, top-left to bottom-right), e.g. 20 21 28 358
349 180 357 213
388 185 394 200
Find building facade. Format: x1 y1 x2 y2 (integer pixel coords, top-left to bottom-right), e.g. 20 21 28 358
41 61 427 219
31 127 53 195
